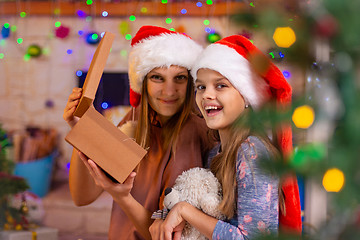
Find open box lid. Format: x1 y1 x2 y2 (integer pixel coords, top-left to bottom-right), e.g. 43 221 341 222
74 32 115 118
65 32 147 183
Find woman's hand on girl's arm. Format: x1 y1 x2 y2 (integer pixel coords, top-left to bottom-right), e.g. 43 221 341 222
158 202 218 240
63 87 82 128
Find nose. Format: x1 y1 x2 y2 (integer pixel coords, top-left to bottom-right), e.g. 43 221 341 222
164 188 172 196
162 81 176 96
202 86 216 100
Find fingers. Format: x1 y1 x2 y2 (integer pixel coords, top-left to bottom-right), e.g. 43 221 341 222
149 219 163 240
123 172 136 187
172 231 182 240
63 88 82 125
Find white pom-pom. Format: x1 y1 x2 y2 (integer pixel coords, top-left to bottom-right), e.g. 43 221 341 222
118 120 137 138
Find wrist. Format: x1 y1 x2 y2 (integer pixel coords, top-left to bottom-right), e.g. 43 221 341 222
176 201 192 219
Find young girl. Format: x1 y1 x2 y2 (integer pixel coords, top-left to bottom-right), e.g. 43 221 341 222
63 26 214 240
151 35 301 239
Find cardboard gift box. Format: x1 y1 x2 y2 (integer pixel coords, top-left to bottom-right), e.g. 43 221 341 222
65 32 147 183
0 227 58 240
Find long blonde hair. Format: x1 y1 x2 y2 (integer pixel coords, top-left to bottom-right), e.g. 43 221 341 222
134 70 195 152
210 110 280 219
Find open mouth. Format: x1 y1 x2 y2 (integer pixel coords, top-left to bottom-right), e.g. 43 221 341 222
204 105 223 115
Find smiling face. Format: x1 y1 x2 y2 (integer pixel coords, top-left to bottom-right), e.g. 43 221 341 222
146 66 189 123
195 68 246 131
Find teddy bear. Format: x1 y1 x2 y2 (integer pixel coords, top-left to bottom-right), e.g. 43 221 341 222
163 167 225 240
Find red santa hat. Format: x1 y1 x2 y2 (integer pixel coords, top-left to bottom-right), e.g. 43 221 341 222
191 35 302 233
128 25 203 107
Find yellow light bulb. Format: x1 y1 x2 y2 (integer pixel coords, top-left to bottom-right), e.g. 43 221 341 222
273 27 296 48
322 168 345 192
292 105 315 129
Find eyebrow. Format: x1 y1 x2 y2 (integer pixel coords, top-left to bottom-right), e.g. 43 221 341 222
195 77 228 84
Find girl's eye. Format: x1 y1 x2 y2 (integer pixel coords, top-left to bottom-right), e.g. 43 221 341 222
216 84 227 89
196 85 205 90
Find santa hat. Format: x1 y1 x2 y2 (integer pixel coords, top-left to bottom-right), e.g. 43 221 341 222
128 25 203 108
191 35 302 233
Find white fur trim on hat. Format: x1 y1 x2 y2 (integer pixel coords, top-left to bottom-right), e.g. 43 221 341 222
191 43 270 109
129 33 203 93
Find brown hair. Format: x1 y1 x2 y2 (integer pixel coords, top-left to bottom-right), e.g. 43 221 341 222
210 110 280 219
135 70 195 153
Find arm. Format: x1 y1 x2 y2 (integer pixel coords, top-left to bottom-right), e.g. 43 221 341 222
68 150 103 205
64 88 104 205
155 201 218 240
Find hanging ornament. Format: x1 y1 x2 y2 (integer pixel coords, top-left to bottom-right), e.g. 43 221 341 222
26 44 42 57
45 99 54 108
206 32 221 43
314 15 339 38
86 32 100 45
1 24 10 39
55 25 70 39
239 30 252 40
119 21 130 36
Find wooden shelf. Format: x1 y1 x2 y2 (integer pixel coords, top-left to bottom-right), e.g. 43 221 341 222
0 1 247 17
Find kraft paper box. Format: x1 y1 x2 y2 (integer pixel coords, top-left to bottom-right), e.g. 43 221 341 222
0 227 58 240
65 32 147 183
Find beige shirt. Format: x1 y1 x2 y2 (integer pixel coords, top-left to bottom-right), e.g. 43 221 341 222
108 111 214 240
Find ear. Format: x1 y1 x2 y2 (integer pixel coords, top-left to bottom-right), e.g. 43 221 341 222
163 188 180 210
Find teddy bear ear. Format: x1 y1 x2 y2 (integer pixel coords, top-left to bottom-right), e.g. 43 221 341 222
165 187 172 196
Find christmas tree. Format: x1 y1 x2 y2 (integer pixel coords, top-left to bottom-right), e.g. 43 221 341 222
232 0 360 238
0 125 29 230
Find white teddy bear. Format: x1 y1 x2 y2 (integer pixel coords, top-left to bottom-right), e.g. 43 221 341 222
163 167 225 240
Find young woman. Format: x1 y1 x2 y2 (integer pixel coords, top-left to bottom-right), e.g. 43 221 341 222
151 35 302 239
63 26 214 240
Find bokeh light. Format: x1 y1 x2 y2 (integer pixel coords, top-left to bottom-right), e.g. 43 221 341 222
129 15 136 21
102 102 109 109
273 27 296 48
283 70 291 78
323 168 345 192
102 11 109 17
292 105 315 129
125 34 132 40
207 32 221 43
76 70 83 77
165 18 172 24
